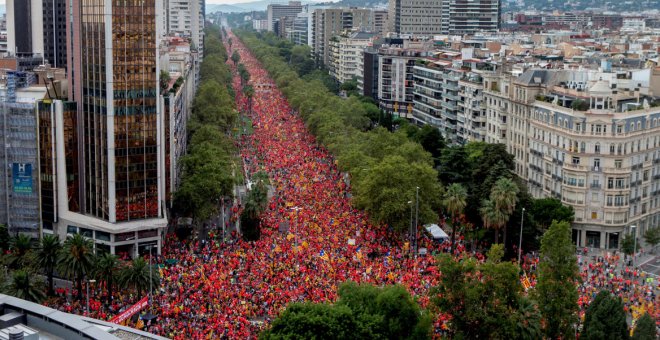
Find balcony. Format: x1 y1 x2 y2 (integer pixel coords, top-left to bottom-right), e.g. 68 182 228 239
590 183 601 189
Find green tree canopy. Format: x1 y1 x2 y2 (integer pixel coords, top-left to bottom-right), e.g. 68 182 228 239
529 198 575 230
262 282 430 339
643 227 660 253
535 220 579 339
581 290 629 340
631 313 657 340
431 244 540 338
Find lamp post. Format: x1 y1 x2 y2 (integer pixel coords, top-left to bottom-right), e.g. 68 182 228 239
408 201 413 254
631 225 637 267
518 208 525 266
146 245 155 305
86 279 96 316
415 187 419 257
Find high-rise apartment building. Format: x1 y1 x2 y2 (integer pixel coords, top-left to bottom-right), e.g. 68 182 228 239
52 0 168 256
166 0 205 60
267 1 303 32
388 0 501 35
329 32 377 83
6 0 68 68
312 8 376 66
388 0 443 35
377 41 430 117
447 0 501 34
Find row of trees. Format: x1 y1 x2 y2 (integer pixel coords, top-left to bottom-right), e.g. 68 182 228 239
173 26 238 222
235 30 444 234
235 30 577 256
0 227 158 304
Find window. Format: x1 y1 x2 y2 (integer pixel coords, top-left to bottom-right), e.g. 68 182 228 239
67 225 78 234
592 193 599 202
80 228 93 238
594 143 600 154
608 177 614 189
593 159 600 169
591 211 598 219
572 156 580 165
617 125 623 134
95 231 111 241
615 159 622 169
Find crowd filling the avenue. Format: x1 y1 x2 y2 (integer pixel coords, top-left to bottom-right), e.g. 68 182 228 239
36 29 658 339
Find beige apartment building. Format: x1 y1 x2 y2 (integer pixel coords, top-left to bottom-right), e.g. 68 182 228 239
482 66 660 249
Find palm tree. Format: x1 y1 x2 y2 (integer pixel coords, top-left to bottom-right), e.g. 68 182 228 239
489 178 519 248
443 183 467 254
58 234 95 300
119 257 159 297
6 270 45 303
480 199 508 244
9 234 34 269
35 234 61 296
94 253 120 304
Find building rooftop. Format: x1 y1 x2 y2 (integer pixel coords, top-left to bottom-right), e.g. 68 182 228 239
0 294 167 340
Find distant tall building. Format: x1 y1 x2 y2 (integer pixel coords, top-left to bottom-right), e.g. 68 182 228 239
447 0 501 34
267 1 303 32
6 0 68 68
387 0 443 35
53 0 168 256
166 0 205 59
388 0 501 35
312 8 375 66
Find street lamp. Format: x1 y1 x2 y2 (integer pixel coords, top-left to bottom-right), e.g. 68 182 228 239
518 207 525 266
631 225 637 267
408 201 413 254
146 245 156 305
415 187 419 258
86 279 96 315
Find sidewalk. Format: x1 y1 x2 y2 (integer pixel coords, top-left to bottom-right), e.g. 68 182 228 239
579 246 659 276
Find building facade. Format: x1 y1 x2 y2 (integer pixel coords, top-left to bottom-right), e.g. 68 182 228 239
387 0 443 35
479 67 660 249
312 8 376 66
267 1 303 32
378 44 429 117
6 0 68 68
329 32 377 84
54 0 168 257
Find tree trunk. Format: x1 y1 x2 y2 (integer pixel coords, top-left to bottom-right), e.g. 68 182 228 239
108 277 113 304
77 276 83 300
47 269 54 296
503 224 508 249
450 217 456 255
494 228 499 244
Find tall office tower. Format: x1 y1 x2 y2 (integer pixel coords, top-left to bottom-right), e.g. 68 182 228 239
166 0 205 59
387 0 443 35
312 8 375 66
61 0 167 256
6 0 68 68
267 1 303 32
373 9 388 36
447 0 500 34
388 0 501 35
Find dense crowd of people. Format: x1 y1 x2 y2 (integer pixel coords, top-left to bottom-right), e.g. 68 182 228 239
44 30 658 338
143 32 443 338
